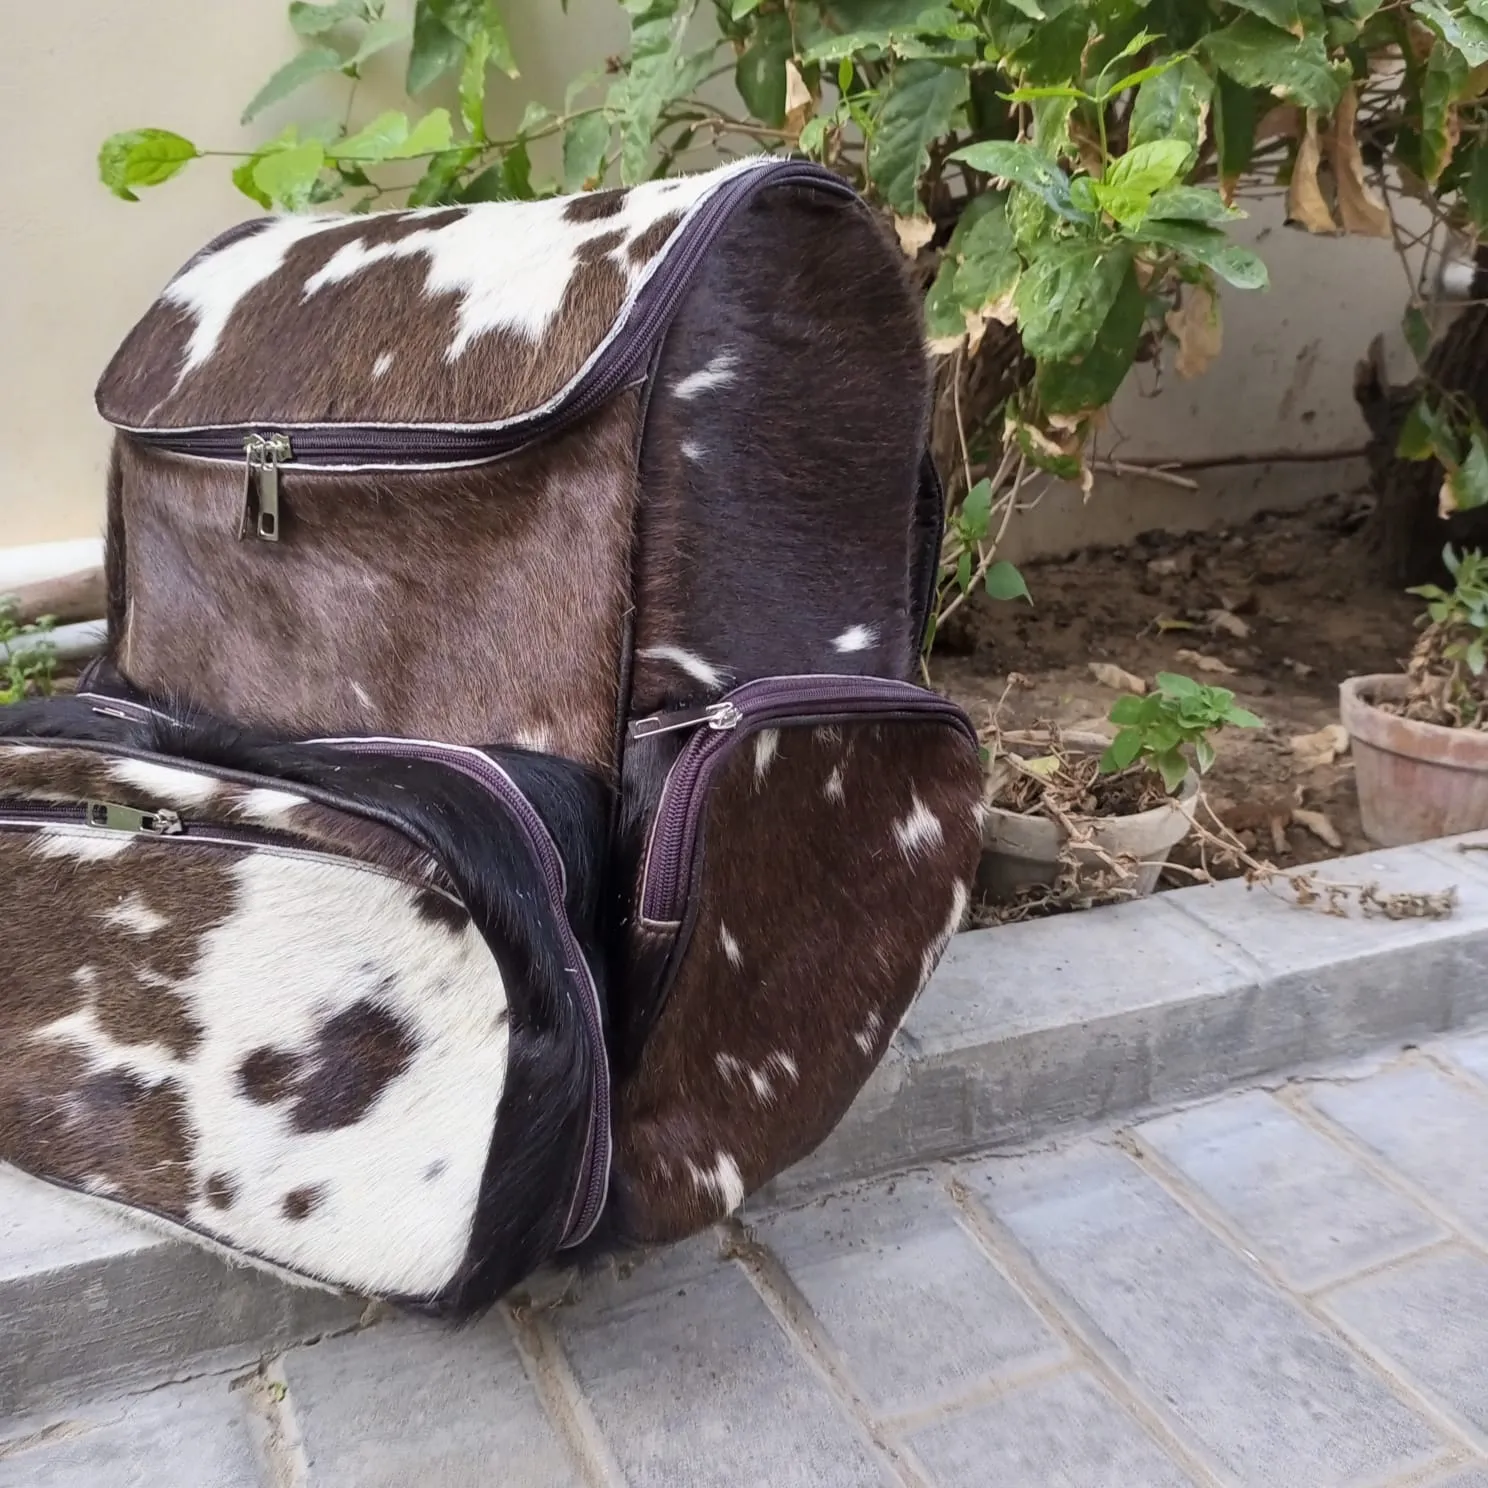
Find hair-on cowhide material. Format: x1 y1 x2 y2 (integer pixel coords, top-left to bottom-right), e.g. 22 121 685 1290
608 716 982 1244
0 698 608 1314
95 159 770 431
108 393 640 769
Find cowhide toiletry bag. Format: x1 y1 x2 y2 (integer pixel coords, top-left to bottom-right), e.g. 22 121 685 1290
0 695 608 1316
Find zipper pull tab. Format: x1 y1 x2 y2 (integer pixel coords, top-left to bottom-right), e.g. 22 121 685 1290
628 701 742 741
240 433 290 543
85 801 184 836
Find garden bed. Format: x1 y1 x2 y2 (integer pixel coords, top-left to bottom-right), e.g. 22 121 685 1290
934 489 1421 894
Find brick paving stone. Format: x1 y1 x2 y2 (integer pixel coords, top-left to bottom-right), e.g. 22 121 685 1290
1324 1247 1488 1440
756 1172 1066 1416
1137 1090 1443 1290
554 1252 892 1488
905 1370 1197 1488
962 1142 1444 1486
0 1377 260 1488
282 1317 580 1488
1307 1063 1488 1239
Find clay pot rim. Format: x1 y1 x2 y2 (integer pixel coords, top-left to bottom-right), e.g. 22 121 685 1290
1341 674 1488 768
983 730 1199 833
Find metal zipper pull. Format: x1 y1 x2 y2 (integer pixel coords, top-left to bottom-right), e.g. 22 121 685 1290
85 800 184 835
628 701 742 741
239 432 291 542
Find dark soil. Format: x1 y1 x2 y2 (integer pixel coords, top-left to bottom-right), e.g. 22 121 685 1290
933 490 1422 883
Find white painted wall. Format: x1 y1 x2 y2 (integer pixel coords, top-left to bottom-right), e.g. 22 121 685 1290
0 4 1414 556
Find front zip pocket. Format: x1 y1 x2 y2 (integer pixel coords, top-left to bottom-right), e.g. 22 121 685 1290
632 675 976 924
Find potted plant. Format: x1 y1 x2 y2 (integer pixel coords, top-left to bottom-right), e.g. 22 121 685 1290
980 671 1261 907
1342 545 1488 846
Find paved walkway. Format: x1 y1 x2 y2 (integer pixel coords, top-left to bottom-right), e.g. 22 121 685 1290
5 1026 1488 1487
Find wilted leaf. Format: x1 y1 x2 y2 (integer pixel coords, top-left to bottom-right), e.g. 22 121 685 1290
784 60 813 136
1290 723 1349 767
1444 429 1488 512
1330 84 1390 236
242 47 345 125
894 213 935 256
1166 284 1223 379
1090 662 1148 693
1176 647 1238 674
1287 111 1338 233
1292 807 1343 848
869 61 969 214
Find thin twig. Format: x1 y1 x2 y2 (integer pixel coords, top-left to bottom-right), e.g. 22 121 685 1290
1091 458 1200 491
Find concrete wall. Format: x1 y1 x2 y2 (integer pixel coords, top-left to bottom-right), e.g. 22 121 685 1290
1 3 1411 555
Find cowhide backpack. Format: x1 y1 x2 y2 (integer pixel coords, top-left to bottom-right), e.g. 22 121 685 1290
2 155 981 1307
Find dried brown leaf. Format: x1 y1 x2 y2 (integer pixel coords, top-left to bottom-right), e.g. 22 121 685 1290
1289 722 1349 769
784 60 813 138
1175 647 1238 675
1292 807 1343 849
1089 662 1147 693
1207 608 1250 639
1287 111 1338 235
1440 476 1460 519
1330 85 1390 238
1166 285 1223 380
894 212 935 258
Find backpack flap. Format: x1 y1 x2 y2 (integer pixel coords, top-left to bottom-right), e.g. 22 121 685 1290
0 698 609 1315
95 158 856 762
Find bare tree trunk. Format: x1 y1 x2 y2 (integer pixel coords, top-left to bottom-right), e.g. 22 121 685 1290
1359 303 1488 587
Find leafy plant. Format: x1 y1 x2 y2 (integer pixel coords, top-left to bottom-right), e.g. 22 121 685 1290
1101 671 1263 792
0 603 57 706
1404 543 1488 724
97 0 1488 632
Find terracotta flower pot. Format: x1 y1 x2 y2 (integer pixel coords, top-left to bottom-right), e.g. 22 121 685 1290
978 732 1198 904
1340 674 1488 847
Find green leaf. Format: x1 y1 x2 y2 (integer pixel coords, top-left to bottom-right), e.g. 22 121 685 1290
1193 736 1217 774
867 61 969 214
1214 73 1258 188
1035 262 1146 415
242 46 344 124
1156 749 1189 793
950 139 1088 223
1009 5 1090 85
98 129 199 201
500 138 533 198
1203 16 1344 112
961 477 993 538
1467 142 1488 233
459 28 491 136
1156 671 1202 697
736 11 793 125
1016 242 1133 361
1228 0 1324 37
613 0 706 186
1101 728 1144 772
1413 0 1488 65
289 0 366 34
408 146 480 205
346 14 411 66
956 549 973 593
1127 218 1269 290
232 156 273 208
563 112 611 190
1449 431 1488 511
1091 139 1193 224
985 560 1031 602
1145 186 1242 223
1421 46 1467 183
1224 706 1264 728
252 139 326 209
1129 56 1213 169
1397 396 1436 460
1108 695 1147 725
398 107 453 157
333 108 410 160
1404 306 1432 364
925 191 1021 339
732 0 763 14
408 0 463 93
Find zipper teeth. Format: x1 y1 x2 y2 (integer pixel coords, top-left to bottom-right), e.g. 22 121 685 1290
640 679 974 922
119 161 853 469
322 738 610 1247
